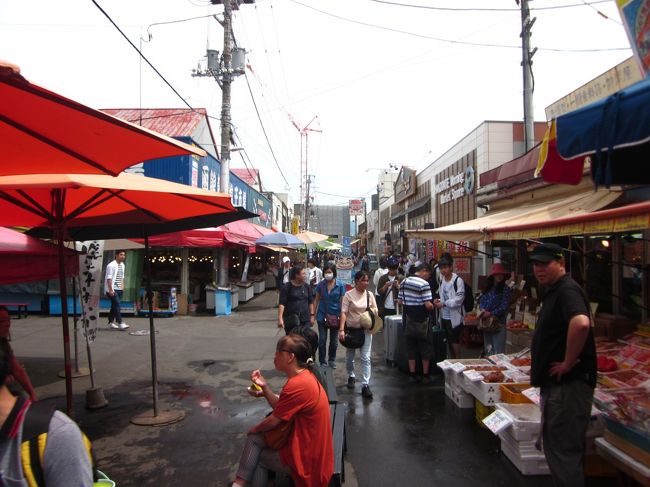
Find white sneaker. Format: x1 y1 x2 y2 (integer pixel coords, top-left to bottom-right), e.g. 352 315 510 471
118 322 129 330
109 322 120 330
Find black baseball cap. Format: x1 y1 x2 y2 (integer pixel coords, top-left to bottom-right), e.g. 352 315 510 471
529 243 564 263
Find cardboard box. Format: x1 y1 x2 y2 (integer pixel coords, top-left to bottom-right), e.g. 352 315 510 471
594 314 638 341
176 293 188 315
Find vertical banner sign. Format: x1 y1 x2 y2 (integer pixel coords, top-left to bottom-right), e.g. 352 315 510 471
76 240 105 343
337 236 353 285
617 0 650 77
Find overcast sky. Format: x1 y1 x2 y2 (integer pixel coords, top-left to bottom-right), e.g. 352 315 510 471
0 0 633 207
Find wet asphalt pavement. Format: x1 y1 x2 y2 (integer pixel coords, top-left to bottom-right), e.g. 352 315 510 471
11 289 558 486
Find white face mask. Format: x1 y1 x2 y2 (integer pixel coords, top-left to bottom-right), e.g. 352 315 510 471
324 273 334 281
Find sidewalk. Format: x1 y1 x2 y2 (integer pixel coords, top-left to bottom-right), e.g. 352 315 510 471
10 291 358 487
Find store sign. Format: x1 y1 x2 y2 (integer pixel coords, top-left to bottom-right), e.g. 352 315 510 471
436 166 475 205
349 199 364 216
394 166 417 204
436 240 474 257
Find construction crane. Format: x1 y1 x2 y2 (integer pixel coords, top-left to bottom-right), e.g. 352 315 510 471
288 115 321 231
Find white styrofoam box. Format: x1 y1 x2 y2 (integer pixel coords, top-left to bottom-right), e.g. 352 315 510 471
445 382 454 400
451 387 475 409
439 359 492 391
500 437 550 476
495 403 541 442
499 429 544 457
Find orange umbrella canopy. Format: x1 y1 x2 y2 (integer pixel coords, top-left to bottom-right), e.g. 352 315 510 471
0 61 205 176
0 173 246 238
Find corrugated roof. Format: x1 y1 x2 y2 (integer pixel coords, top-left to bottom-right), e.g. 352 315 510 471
232 168 260 187
101 108 207 138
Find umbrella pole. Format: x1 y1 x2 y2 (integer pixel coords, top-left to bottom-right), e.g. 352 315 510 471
131 236 184 426
58 276 90 379
55 221 74 417
72 277 79 372
146 236 159 417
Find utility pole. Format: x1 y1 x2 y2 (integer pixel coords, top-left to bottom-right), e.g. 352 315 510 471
217 0 233 289
520 0 537 151
288 115 321 230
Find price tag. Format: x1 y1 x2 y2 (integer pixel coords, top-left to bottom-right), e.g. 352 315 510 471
522 387 540 405
451 362 466 373
437 360 453 370
464 370 484 382
482 409 514 435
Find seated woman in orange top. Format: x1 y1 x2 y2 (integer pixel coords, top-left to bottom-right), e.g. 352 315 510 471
232 335 333 487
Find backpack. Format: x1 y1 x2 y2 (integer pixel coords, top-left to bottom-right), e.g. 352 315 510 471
453 275 474 313
20 401 107 486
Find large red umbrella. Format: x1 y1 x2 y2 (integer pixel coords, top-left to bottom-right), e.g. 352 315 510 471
0 61 205 176
0 173 250 417
0 227 78 285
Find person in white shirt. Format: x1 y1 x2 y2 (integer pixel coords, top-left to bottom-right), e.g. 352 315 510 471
307 258 323 293
433 253 465 359
372 257 388 298
105 250 128 330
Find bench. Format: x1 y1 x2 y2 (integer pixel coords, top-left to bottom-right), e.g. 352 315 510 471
0 303 28 319
329 403 346 487
316 364 338 404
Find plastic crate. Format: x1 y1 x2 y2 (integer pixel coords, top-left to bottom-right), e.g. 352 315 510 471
475 398 494 429
495 403 541 442
499 383 534 404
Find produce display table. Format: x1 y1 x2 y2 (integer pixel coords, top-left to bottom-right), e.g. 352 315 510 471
252 279 265 294
595 437 650 487
236 282 254 303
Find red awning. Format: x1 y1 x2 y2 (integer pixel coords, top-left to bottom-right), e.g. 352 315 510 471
136 220 273 249
0 227 78 284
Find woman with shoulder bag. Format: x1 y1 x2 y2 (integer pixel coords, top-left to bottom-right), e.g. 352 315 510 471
338 270 378 399
232 335 333 487
478 263 512 355
312 264 345 369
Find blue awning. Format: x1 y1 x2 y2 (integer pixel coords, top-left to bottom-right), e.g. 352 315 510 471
553 77 650 187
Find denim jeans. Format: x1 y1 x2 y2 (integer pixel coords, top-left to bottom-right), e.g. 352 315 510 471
107 290 123 324
346 331 372 386
317 320 338 365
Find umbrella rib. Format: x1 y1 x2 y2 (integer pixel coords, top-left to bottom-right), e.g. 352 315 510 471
0 114 118 176
173 192 236 212
0 190 53 222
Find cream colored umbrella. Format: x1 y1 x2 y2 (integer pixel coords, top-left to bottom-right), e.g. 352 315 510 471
295 230 329 244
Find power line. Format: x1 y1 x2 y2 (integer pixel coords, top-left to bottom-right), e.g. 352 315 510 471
288 0 629 53
90 0 196 110
243 71 290 186
367 0 613 12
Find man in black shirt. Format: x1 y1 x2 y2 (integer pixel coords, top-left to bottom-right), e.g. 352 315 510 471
529 243 596 487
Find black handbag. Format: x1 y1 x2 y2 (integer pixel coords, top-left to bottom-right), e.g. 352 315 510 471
404 316 428 340
340 325 365 349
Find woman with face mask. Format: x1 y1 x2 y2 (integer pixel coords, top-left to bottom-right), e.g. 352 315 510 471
312 264 346 368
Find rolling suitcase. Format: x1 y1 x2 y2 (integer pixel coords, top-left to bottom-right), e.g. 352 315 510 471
431 325 447 373
383 313 401 366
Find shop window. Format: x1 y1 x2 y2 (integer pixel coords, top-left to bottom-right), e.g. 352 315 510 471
585 236 613 315
620 234 644 321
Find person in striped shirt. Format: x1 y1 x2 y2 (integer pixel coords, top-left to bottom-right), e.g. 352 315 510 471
398 263 434 383
105 250 129 330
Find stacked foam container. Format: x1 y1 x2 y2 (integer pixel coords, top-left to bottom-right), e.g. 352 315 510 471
439 359 492 409
495 403 550 475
